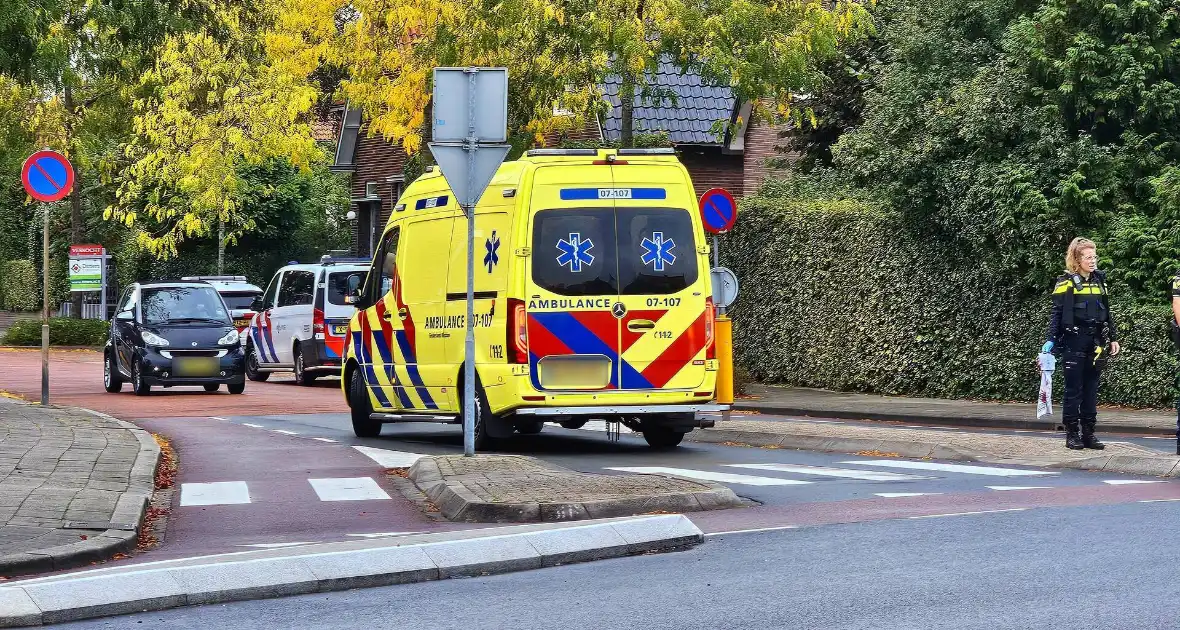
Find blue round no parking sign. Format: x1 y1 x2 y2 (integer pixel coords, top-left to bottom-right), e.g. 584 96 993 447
699 188 737 235
21 150 75 203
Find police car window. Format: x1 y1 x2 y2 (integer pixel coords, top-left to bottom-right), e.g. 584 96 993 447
531 209 618 296
261 275 279 309
220 292 259 310
616 208 697 295
278 271 315 307
327 271 366 306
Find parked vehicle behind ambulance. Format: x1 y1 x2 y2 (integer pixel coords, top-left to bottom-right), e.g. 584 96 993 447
246 256 369 385
181 275 262 334
342 148 726 449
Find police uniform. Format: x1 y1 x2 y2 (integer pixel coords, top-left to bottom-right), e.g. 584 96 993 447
1046 271 1115 450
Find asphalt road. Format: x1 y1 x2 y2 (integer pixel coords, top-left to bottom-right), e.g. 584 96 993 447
55 501 1180 629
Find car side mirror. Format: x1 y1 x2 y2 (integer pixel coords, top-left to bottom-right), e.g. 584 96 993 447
250 296 264 311
116 309 133 321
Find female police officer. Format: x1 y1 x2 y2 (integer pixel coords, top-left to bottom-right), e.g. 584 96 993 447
1042 238 1120 450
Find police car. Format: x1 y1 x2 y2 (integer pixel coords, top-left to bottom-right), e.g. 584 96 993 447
181 276 262 334
342 148 727 448
246 256 369 385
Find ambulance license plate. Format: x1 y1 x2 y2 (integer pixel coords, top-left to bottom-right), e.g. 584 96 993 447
174 357 218 377
332 324 348 335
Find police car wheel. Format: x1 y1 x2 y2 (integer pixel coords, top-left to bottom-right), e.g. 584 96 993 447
104 352 123 393
349 368 381 438
227 382 245 395
642 427 685 449
294 349 316 386
132 362 151 396
245 345 270 382
203 384 219 392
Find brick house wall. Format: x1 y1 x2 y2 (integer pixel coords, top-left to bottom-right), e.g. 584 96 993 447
349 127 408 256
679 148 744 198
741 118 792 196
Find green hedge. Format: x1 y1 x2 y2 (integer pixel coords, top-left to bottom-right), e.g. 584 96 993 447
2 318 109 347
1 260 39 311
724 196 1179 407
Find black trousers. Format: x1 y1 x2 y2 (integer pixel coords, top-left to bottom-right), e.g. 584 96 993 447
1060 332 1103 428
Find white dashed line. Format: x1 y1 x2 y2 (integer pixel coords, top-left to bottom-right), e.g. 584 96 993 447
242 423 264 429
1104 479 1168 485
704 525 798 537
874 492 941 498
273 429 300 435
909 508 1028 519
311 437 338 443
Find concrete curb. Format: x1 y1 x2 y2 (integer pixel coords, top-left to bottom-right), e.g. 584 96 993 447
685 426 1180 477
732 400 1172 437
0 406 159 577
408 457 744 523
0 514 703 627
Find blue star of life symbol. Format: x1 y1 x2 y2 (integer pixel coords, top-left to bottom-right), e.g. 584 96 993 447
483 231 500 273
556 232 595 272
641 232 676 271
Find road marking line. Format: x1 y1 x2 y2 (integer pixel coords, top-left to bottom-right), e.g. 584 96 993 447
874 492 942 498
726 463 932 481
606 466 812 486
209 416 229 421
242 423 264 428
1138 498 1180 503
352 445 425 468
704 525 798 537
180 481 251 506
840 460 1059 477
273 429 300 435
311 437 338 443
986 486 1054 491
1104 479 1168 485
236 542 318 549
308 477 391 501
346 531 427 538
909 508 1028 519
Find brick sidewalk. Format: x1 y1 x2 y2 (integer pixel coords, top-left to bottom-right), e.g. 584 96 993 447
408 455 743 522
0 399 158 575
736 384 1177 434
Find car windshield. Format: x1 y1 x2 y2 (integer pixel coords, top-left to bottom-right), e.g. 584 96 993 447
141 287 231 325
219 291 260 310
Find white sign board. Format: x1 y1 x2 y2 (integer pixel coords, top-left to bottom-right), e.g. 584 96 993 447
432 67 508 143
69 257 102 292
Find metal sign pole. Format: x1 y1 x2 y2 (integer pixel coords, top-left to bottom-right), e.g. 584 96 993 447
41 204 50 405
462 68 478 458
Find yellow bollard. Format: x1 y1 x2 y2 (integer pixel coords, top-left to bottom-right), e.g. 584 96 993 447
715 314 734 404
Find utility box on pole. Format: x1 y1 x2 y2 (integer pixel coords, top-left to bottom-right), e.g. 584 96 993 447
427 67 511 456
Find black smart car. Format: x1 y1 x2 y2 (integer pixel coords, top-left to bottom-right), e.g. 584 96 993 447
104 281 247 395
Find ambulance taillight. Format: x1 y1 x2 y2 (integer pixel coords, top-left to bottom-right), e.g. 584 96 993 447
705 297 716 360
507 298 529 363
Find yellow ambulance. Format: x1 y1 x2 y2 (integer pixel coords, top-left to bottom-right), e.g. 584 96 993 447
341 147 727 449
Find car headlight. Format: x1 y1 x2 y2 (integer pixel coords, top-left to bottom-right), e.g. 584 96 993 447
142 331 169 347
217 329 240 346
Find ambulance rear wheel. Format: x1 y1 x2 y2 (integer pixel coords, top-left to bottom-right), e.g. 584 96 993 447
460 376 497 451
349 368 382 438
245 344 270 382
516 421 544 435
559 420 587 430
642 427 685 449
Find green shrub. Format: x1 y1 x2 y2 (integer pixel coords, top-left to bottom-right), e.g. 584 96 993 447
2 318 109 347
1 260 39 311
725 195 1179 407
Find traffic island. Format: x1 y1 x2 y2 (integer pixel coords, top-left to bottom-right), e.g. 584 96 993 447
406 454 745 522
0 399 159 577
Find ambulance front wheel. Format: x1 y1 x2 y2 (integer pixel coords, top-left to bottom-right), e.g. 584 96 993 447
349 368 382 438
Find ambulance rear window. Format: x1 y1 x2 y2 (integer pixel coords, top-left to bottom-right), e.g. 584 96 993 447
617 208 697 295
531 209 618 296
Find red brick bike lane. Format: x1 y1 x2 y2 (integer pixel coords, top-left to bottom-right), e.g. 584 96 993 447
0 347 346 419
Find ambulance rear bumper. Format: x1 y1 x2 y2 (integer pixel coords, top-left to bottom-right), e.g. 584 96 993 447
512 404 727 427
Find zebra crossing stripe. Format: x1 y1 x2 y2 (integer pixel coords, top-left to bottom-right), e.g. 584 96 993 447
606 466 812 486
986 486 1054 491
308 477 391 501
874 492 941 498
352 445 424 468
840 460 1058 477
180 481 251 506
726 463 931 481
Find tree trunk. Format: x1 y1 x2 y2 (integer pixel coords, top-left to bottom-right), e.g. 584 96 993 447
620 80 635 149
217 218 225 275
63 85 84 319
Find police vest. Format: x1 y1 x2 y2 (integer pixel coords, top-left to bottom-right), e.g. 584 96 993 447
1054 273 1109 327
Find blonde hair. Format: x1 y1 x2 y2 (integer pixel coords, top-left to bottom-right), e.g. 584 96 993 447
1065 237 1097 274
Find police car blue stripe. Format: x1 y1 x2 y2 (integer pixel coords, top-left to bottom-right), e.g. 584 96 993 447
262 320 279 364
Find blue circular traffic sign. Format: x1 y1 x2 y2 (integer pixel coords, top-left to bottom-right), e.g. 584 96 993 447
21 150 74 203
699 188 737 234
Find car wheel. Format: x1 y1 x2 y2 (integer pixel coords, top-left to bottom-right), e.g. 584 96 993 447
460 376 497 451
203 384 219 392
349 368 381 438
642 427 686 449
516 421 544 435
245 343 269 382
294 348 316 386
104 352 123 393
227 381 245 395
132 362 151 396
559 420 587 430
